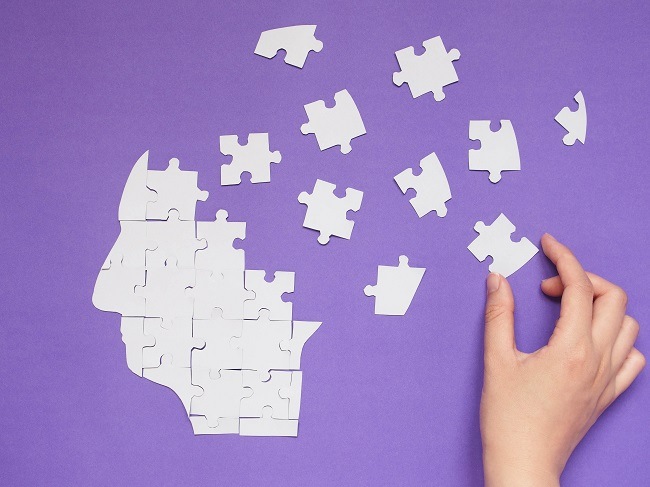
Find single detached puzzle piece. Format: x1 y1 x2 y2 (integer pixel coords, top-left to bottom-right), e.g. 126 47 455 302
555 91 587 146
241 370 291 419
364 256 426 316
189 269 254 320
220 133 282 185
394 151 452 218
240 406 298 437
145 210 206 268
190 368 249 428
192 311 243 372
468 213 539 277
254 25 323 68
278 371 303 419
469 120 520 183
393 35 461 101
118 150 157 221
146 157 208 220
120 317 156 377
298 179 363 244
143 354 202 414
279 321 322 369
92 258 145 316
141 317 204 369
300 89 366 154
244 270 294 320
195 210 246 273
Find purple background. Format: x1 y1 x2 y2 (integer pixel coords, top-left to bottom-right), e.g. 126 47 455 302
1 1 648 485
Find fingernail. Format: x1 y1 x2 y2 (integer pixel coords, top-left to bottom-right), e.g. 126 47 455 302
487 273 501 293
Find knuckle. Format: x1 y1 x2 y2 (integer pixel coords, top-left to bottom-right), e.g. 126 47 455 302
566 342 591 369
609 286 628 307
572 279 594 297
484 303 510 324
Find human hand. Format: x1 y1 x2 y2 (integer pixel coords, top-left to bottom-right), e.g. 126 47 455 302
480 233 645 486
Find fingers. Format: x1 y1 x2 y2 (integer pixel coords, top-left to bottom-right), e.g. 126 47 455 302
484 273 517 362
542 272 615 298
613 348 646 399
612 316 640 371
541 234 593 340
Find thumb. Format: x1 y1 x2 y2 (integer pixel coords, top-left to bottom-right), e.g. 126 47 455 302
484 273 517 359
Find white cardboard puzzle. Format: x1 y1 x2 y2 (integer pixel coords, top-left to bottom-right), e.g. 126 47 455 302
394 151 452 218
92 152 320 436
220 133 282 185
555 91 586 146
469 120 521 183
364 256 426 316
254 25 323 69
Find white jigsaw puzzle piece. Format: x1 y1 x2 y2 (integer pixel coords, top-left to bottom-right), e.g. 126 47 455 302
118 150 157 221
393 35 461 101
195 210 246 273
555 91 587 146
280 321 322 369
254 25 323 68
300 89 366 154
278 371 303 419
190 368 249 427
120 317 156 377
93 258 145 316
189 269 254 320
394 151 451 218
244 270 294 320
240 406 298 437
141 317 204 368
146 158 208 220
192 311 243 372
469 120 521 183
189 415 239 435
298 179 363 244
220 133 282 185
364 255 426 316
105 220 154 268
142 354 202 414
468 213 539 277
145 210 206 269
241 370 291 419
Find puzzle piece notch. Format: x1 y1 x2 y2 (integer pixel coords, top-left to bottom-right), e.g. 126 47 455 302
555 91 586 146
279 321 322 369
364 255 426 316
142 354 202 413
190 368 251 428
394 151 452 218
146 157 209 220
241 370 291 419
146 210 206 269
244 270 295 320
393 35 461 101
119 150 158 221
120 317 156 376
467 213 539 277
195 209 246 273
189 415 239 435
188 269 254 320
141 317 205 369
300 89 366 154
298 179 363 244
469 120 520 183
192 311 243 372
239 406 299 437
93 257 145 316
254 25 323 68
220 133 282 185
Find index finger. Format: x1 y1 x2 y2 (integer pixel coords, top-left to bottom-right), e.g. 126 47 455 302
541 234 593 340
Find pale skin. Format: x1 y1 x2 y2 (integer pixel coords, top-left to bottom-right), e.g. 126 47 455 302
481 233 645 486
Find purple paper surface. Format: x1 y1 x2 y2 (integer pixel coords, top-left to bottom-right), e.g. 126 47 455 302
1 1 648 485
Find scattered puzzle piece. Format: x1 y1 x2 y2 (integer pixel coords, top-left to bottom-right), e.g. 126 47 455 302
300 89 366 154
364 256 426 316
244 270 294 320
467 213 539 277
254 25 323 68
555 91 586 146
469 120 520 183
195 210 246 273
298 179 363 244
393 35 461 101
220 133 282 185
146 158 208 220
394 151 452 218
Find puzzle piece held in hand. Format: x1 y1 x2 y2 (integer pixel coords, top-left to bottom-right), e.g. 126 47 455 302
146 158 208 220
393 36 461 101
220 133 282 185
300 89 366 154
394 151 452 218
244 270 294 320
555 91 587 146
364 256 426 316
254 25 323 68
469 120 520 183
468 213 539 277
298 179 363 245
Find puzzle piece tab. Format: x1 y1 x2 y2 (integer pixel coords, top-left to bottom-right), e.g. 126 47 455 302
469 120 520 183
393 35 461 101
189 270 254 320
394 151 451 218
241 370 291 419
192 312 243 372
298 179 363 244
468 213 539 277
244 270 294 320
142 317 204 369
300 89 366 154
146 210 206 268
555 91 587 146
146 158 208 220
220 133 282 185
254 25 323 68
364 256 426 316
190 368 249 427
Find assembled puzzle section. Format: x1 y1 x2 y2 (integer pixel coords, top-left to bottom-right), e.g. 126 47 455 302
394 151 452 218
254 25 323 68
92 151 321 437
555 91 586 146
469 120 521 183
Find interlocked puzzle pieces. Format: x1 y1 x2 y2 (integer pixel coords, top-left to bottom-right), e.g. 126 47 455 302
555 91 587 146
301 89 366 154
364 256 426 316
394 151 452 218
467 213 539 277
220 133 282 185
254 25 323 68
93 151 321 436
469 120 521 183
298 179 363 244
393 35 461 102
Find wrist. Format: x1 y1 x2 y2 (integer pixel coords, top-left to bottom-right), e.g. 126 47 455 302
483 450 560 487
